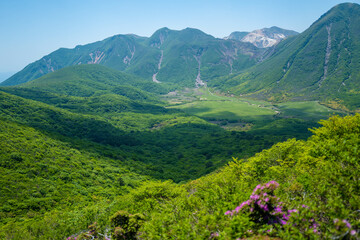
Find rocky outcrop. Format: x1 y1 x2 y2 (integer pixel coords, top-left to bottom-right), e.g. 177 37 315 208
226 27 298 48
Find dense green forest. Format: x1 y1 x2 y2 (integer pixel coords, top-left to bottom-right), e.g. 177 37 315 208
1 114 359 239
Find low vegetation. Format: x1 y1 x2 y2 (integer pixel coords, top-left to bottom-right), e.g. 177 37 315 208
1 114 359 239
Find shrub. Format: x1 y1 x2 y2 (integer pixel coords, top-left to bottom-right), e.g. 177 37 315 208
110 210 144 240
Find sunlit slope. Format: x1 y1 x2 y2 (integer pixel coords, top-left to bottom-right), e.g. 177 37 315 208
211 3 360 110
1 28 264 87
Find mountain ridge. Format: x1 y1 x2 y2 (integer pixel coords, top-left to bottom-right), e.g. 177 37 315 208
211 2 360 110
1 27 276 87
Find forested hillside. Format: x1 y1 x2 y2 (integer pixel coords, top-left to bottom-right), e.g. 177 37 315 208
1 114 359 239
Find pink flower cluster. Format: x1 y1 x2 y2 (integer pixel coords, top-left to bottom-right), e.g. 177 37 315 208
225 181 296 226
334 218 357 237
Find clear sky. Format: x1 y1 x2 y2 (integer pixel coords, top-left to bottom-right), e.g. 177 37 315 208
1 0 359 74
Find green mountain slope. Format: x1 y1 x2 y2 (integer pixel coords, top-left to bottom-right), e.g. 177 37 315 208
2 114 358 239
18 64 169 96
149 27 263 86
0 91 139 146
0 117 149 236
134 114 360 239
1 28 265 88
211 3 360 110
1 34 157 86
0 117 143 211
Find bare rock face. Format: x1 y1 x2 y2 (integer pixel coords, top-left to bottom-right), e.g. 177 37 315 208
241 30 284 48
227 27 298 48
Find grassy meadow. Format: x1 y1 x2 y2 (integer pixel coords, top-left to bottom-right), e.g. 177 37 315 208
166 87 340 132
275 101 343 120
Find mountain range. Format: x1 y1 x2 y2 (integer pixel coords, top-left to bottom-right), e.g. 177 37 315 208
211 2 360 110
1 28 268 88
3 3 360 111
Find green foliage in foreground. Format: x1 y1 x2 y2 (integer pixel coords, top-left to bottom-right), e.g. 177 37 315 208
2 114 359 239
0 118 147 229
130 115 359 239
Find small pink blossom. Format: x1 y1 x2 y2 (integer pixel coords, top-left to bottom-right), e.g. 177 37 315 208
225 210 233 216
342 219 351 229
274 207 282 213
280 219 287 225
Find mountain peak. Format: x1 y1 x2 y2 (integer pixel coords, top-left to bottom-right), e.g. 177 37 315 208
333 2 360 10
178 27 214 39
148 27 173 47
312 2 360 27
224 31 249 41
227 26 298 48
218 2 360 109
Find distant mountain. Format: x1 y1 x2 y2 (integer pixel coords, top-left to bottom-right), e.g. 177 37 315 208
226 27 298 48
224 31 249 41
1 28 265 88
212 3 360 110
1 34 156 86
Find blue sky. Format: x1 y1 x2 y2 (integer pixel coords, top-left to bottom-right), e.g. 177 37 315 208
1 0 359 74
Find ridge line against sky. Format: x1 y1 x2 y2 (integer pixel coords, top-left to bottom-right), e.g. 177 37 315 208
1 0 359 75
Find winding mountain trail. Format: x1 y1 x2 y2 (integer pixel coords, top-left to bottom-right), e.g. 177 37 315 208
152 50 163 83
